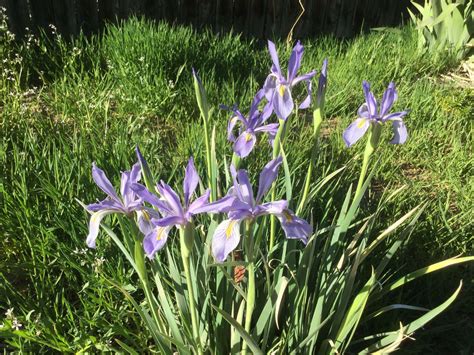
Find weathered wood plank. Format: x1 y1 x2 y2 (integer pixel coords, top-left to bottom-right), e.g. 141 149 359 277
4 0 413 38
78 0 99 35
5 0 30 37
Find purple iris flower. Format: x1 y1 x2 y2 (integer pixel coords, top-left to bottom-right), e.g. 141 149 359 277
132 157 232 259
211 157 312 262
263 40 316 120
86 162 147 248
226 89 279 158
343 81 409 147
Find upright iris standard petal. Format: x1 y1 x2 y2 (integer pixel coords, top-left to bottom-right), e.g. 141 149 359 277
92 163 121 202
343 118 370 147
183 157 199 207
267 40 282 76
256 157 283 202
287 40 303 82
212 219 241 262
362 81 377 117
380 82 397 117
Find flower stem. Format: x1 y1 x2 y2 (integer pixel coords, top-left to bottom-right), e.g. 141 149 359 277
179 224 202 354
269 118 288 252
355 123 382 198
231 152 241 170
297 107 323 214
242 221 255 354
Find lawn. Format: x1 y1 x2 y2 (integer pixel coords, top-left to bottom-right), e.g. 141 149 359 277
1 16 473 352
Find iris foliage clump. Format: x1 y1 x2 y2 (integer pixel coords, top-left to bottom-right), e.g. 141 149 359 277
1 14 473 353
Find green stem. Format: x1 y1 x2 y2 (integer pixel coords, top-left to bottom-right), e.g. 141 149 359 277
355 123 382 198
242 221 255 355
298 107 323 214
231 152 241 170
269 118 289 252
179 224 202 354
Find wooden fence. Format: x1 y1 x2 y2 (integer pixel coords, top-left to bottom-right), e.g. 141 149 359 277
2 0 411 39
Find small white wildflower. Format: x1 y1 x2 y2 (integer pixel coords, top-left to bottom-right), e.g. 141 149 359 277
168 80 175 89
12 318 22 331
138 56 145 62
5 308 14 319
36 330 42 336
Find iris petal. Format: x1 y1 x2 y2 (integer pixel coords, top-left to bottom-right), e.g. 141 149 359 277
143 226 171 259
273 84 294 120
86 210 115 248
183 157 199 207
212 219 241 262
234 131 257 158
342 118 370 147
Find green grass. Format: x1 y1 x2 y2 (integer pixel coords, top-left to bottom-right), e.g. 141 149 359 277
0 16 472 352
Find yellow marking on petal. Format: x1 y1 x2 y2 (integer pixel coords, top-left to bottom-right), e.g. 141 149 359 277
156 227 166 241
245 132 253 142
283 210 293 222
357 118 367 128
226 220 238 239
142 211 150 222
231 116 238 123
279 85 286 97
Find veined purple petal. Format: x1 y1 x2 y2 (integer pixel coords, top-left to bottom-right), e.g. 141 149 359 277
267 40 282 76
277 210 311 244
86 209 115 248
287 40 303 82
121 162 141 207
263 74 277 101
190 193 237 214
249 89 265 117
256 157 283 202
236 169 255 206
137 209 155 236
383 110 408 122
343 118 370 148
230 165 245 202
380 82 397 117
92 163 120 202
291 70 316 86
131 183 172 214
260 102 273 123
183 157 199 207
227 114 240 142
153 215 185 227
234 131 257 158
254 123 279 135
186 189 211 214
255 200 288 216
389 119 408 144
273 84 294 120
157 182 184 217
228 208 253 220
143 226 171 259
212 219 241 262
357 103 371 119
87 199 123 212
362 81 377 117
